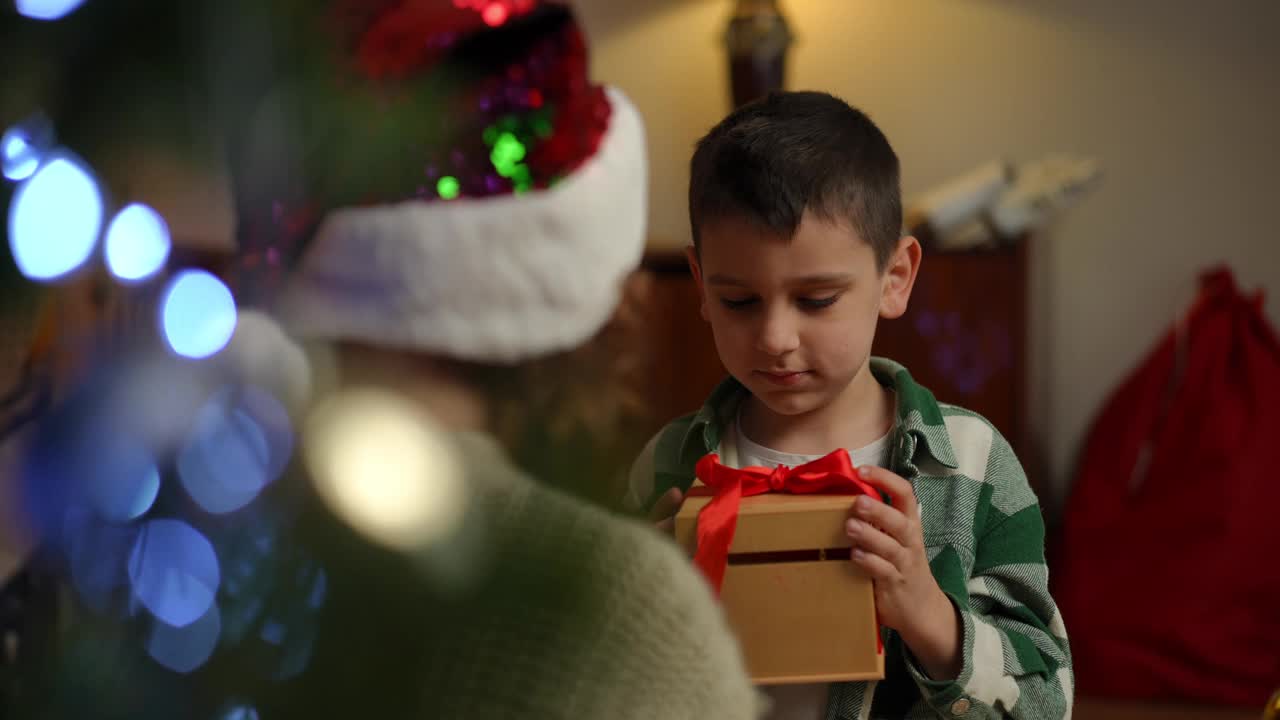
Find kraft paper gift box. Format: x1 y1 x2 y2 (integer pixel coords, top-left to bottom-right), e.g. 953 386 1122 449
675 485 884 684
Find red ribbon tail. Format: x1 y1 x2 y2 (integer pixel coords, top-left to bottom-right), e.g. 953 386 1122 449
875 611 885 655
692 478 743 596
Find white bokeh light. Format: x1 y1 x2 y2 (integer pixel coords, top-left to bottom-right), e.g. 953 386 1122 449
160 270 238 359
105 203 170 282
15 0 88 21
7 154 103 281
303 389 468 551
2 128 40 181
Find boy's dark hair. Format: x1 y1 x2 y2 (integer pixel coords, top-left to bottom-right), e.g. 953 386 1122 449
688 91 902 270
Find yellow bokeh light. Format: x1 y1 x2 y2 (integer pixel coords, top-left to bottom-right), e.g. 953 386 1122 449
303 388 467 552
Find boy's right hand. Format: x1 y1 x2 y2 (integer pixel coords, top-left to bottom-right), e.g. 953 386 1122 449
649 487 684 533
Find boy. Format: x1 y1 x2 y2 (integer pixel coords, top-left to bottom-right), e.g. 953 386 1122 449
629 92 1072 719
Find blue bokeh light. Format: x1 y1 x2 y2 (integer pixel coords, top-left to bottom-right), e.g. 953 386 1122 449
267 563 326 680
275 567 327 681
160 270 238 359
64 506 139 616
226 554 325 681
178 386 293 514
179 400 267 514
19 422 83 543
308 567 328 610
260 619 286 645
1 127 40 181
914 310 939 338
216 514 279 645
128 518 221 627
146 602 222 674
15 0 88 21
221 518 276 601
105 203 170 282
216 702 261 720
7 153 103 281
85 434 160 522
253 610 318 682
221 592 267 646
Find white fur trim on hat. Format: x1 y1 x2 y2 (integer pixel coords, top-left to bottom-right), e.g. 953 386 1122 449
276 87 647 364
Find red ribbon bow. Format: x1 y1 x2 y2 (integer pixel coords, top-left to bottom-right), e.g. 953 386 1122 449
690 449 878 594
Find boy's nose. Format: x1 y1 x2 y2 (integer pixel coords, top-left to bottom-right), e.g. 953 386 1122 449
754 310 800 357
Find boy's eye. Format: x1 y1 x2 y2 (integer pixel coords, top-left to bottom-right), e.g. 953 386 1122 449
719 296 757 310
798 295 840 310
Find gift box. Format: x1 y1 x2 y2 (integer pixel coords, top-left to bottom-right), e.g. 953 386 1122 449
675 486 884 684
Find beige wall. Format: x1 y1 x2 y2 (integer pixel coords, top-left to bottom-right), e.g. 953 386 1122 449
576 0 1280 508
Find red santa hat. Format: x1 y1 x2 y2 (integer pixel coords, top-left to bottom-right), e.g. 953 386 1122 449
229 1 647 363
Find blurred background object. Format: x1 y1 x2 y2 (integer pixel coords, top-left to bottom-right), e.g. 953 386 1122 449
725 0 793 108
906 154 1103 251
1265 688 1280 720
1054 267 1280 711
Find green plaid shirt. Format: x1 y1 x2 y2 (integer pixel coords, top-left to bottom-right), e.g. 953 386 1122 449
629 358 1072 719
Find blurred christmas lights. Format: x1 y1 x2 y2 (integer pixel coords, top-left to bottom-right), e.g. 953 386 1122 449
178 385 293 515
303 388 468 552
104 202 171 282
1 126 41 181
161 270 239 359
14 0 87 22
128 518 221 628
146 602 223 674
7 153 103 280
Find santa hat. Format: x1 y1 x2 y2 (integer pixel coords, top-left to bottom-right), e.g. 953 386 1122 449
228 1 646 364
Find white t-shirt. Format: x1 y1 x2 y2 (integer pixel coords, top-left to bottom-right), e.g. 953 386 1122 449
730 414 893 720
734 415 893 475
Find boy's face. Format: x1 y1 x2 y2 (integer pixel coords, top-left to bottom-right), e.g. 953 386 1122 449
688 211 919 419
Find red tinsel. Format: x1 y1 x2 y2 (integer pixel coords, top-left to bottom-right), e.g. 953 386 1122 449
358 2 474 80
354 0 610 197
356 0 539 79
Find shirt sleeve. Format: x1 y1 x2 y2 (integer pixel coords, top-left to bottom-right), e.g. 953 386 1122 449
905 437 1073 719
622 430 661 514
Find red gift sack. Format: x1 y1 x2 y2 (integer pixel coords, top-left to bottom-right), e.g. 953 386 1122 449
1055 267 1280 707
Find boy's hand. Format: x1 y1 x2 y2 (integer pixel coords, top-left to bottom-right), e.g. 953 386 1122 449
649 487 684 533
845 465 962 681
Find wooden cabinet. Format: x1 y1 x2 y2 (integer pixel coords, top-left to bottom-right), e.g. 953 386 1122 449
871 242 1036 485
635 241 1043 497
635 252 726 428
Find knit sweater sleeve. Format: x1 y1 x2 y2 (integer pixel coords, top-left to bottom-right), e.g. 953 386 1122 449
509 482 766 720
411 441 765 720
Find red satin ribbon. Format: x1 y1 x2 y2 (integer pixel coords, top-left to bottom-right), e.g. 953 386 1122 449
689 449 886 655
690 449 879 593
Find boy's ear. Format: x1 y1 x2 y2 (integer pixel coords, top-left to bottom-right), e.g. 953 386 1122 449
879 235 922 320
685 245 711 322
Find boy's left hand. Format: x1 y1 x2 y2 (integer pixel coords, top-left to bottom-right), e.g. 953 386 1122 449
845 465 962 680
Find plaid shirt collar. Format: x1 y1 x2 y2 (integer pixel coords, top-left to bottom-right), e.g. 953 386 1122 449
678 357 959 472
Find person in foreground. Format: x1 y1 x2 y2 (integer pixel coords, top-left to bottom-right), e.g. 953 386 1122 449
3 3 762 719
239 3 763 718
629 91 1073 719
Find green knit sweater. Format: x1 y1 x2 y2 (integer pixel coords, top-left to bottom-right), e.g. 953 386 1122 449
316 431 767 719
